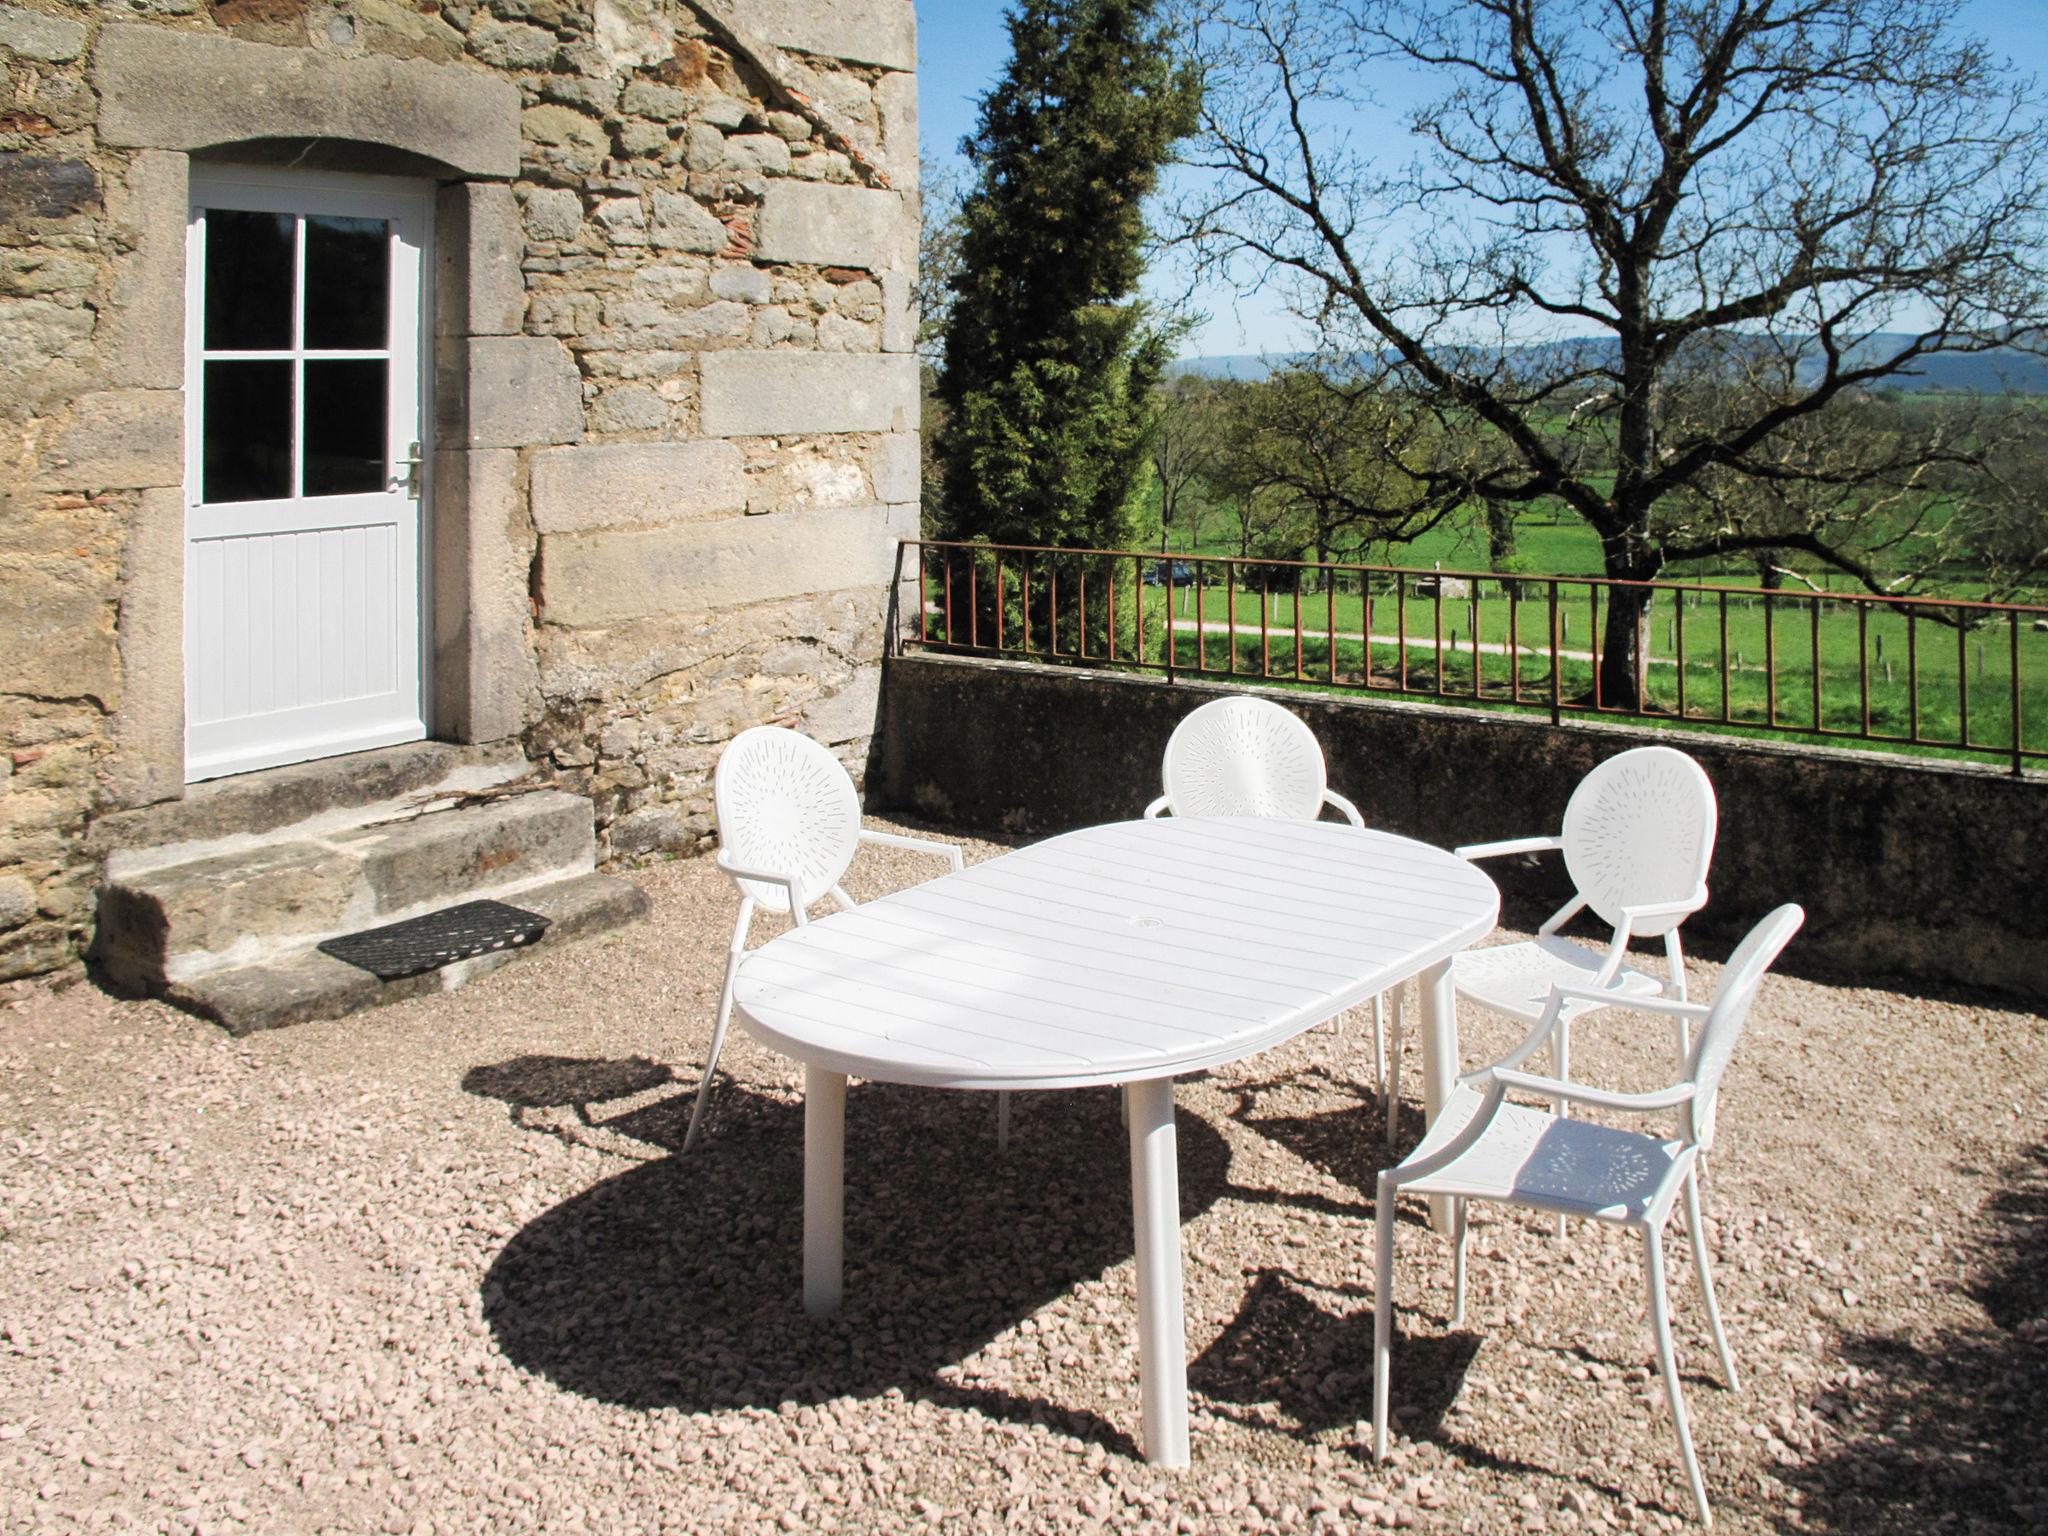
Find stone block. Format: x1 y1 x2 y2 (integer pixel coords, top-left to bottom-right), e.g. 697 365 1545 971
803 667 881 745
444 336 583 449
39 390 183 490
621 79 690 121
522 186 583 243
432 448 541 744
880 269 916 354
0 156 98 224
468 19 558 69
436 182 524 339
340 790 594 917
699 351 918 437
725 0 915 71
594 0 674 71
540 502 909 625
530 441 748 533
0 874 36 931
0 555 114 703
710 265 774 304
649 190 725 252
94 26 522 179
755 182 907 270
877 69 918 191
101 151 186 391
0 6 85 62
723 133 792 177
871 433 921 504
0 296 93 387
109 487 185 810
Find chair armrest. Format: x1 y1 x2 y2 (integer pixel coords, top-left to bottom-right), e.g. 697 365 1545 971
713 853 810 926
1454 834 1563 861
1469 1065 1697 1115
858 828 965 872
1143 794 1171 819
1480 982 1707 1080
1321 789 1366 828
1550 986 1711 1023
1619 888 1710 924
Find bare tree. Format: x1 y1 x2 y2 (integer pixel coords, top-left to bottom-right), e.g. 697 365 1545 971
1214 367 1448 574
1174 0 2048 706
1150 373 1223 551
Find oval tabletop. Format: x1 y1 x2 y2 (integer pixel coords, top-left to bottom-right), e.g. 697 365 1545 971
731 817 1500 1092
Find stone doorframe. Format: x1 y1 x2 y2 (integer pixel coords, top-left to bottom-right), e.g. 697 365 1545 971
91 26 550 812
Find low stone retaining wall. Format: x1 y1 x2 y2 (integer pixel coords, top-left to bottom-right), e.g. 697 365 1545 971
867 653 2048 1002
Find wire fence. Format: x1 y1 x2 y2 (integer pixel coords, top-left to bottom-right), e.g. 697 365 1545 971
895 539 2048 775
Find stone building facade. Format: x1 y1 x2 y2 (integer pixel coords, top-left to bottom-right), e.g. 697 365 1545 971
0 0 921 984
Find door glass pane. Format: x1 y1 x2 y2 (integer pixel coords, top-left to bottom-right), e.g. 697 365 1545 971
302 360 388 497
303 216 390 350
202 360 294 502
203 209 295 351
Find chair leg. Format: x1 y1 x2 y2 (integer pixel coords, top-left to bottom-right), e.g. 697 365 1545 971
1384 986 1405 1149
1451 1197 1469 1328
1373 1172 1397 1462
684 948 742 1153
1372 992 1387 1094
1644 1223 1713 1526
1684 1172 1740 1392
997 1090 1011 1153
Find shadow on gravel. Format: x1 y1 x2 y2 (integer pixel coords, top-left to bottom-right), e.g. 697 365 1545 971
1780 1141 2048 1533
1191 1266 1478 1441
1226 1064 1389 1198
482 1075 1232 1454
463 1054 682 1155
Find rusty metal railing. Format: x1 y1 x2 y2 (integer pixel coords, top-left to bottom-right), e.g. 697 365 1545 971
892 539 2048 775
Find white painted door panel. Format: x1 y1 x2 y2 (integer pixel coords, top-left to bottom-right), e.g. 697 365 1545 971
184 168 431 782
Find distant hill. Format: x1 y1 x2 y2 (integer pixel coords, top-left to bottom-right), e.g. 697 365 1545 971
1175 335 2048 394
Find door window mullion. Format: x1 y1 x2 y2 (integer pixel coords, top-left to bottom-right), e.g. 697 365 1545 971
291 214 307 499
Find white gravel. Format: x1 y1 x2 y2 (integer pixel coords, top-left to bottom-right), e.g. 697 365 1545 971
1 822 2042 1536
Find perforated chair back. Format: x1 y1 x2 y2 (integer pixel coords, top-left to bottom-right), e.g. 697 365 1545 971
1685 903 1804 1147
1560 746 1717 938
712 726 861 914
1158 697 1329 820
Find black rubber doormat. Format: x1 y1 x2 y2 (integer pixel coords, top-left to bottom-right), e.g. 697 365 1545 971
318 899 552 981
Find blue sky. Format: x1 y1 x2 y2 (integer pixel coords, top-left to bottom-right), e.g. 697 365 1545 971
914 1 2048 358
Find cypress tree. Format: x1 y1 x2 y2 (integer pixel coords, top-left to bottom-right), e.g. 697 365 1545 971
937 0 1200 551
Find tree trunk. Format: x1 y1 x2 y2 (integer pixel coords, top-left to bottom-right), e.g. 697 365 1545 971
1594 523 1660 712
1484 499 1516 566
1597 581 1655 710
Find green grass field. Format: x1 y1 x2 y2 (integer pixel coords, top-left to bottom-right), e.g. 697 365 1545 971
913 547 2048 767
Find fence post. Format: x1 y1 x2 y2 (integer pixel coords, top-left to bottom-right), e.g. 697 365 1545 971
1549 580 1562 726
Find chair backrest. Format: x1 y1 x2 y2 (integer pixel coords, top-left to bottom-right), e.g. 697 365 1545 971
1684 903 1805 1146
1560 746 1717 937
1158 697 1329 820
712 727 861 914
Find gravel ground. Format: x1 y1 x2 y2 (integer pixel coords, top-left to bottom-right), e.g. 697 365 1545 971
2 822 2044 1536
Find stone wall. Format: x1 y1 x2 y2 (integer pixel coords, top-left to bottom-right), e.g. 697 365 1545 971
868 654 2048 1002
0 0 919 978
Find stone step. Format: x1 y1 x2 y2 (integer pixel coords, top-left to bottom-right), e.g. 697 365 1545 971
95 789 598 990
89 740 534 880
163 872 652 1037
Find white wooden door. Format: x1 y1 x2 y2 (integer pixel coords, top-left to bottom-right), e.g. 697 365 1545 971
184 168 432 782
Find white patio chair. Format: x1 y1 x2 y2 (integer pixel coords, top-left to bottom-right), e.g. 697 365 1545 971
1384 745 1717 1148
1143 696 1396 1090
686 726 963 1152
1371 903 1805 1526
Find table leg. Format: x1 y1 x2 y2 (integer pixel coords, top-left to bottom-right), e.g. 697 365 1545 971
804 1066 846 1315
1124 1078 1190 1468
1418 960 1458 1234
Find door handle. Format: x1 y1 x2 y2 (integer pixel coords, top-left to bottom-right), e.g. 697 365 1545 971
392 441 423 499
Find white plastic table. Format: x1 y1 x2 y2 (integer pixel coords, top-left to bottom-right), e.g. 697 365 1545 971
730 815 1499 1466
